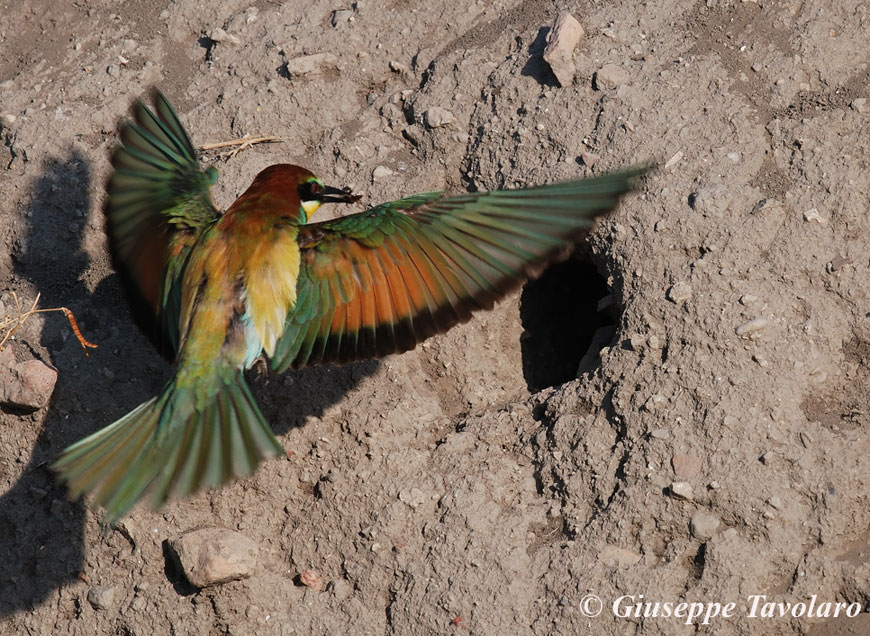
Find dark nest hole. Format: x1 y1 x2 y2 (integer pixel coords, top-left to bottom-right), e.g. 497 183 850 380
520 257 615 392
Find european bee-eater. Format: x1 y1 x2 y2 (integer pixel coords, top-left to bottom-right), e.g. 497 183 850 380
52 90 645 523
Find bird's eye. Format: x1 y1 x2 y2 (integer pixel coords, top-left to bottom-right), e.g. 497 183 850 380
299 180 321 201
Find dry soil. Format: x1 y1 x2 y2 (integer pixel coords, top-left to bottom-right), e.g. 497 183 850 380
1 1 869 635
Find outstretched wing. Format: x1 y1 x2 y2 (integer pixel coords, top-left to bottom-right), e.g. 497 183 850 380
270 168 645 372
107 90 220 355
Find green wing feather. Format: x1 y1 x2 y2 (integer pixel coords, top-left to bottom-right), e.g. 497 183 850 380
107 89 220 354
270 168 646 372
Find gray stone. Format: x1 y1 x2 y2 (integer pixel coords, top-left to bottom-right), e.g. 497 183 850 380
87 586 115 610
285 53 339 76
423 107 455 128
690 510 721 540
670 481 694 501
331 9 353 27
667 282 692 304
580 151 599 166
167 527 259 588
399 487 425 509
594 64 630 91
372 165 394 181
208 28 240 45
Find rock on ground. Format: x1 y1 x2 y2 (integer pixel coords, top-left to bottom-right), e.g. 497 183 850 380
167 528 259 589
0 347 57 412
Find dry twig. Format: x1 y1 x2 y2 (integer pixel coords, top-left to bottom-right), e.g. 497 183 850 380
198 135 283 159
0 291 98 355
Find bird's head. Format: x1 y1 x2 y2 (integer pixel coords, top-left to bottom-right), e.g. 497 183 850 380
245 164 360 223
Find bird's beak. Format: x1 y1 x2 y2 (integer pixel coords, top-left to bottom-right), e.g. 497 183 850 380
320 185 361 204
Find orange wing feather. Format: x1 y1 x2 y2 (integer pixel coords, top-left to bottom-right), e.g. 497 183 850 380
270 169 645 372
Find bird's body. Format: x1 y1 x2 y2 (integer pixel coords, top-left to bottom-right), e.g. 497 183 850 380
52 90 645 522
181 166 308 369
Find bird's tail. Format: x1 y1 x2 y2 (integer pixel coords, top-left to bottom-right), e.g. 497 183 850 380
52 372 283 524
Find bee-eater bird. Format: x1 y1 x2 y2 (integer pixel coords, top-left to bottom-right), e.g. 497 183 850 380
52 90 645 523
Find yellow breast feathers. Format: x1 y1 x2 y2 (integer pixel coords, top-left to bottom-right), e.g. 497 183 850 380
245 231 301 357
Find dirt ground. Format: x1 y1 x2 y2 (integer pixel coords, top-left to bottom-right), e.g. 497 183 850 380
1 0 869 634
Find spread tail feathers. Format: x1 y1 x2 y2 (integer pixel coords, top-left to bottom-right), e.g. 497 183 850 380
52 373 283 524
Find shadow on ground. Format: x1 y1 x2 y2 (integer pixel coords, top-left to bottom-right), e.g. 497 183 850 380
520 26 560 87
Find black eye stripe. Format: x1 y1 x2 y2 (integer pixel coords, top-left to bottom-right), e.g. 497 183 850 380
298 180 321 201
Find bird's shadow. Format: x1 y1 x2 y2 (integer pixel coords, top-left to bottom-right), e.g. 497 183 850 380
0 150 377 618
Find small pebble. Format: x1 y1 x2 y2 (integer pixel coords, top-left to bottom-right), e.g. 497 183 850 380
735 317 768 337
593 63 630 90
850 97 867 113
670 481 694 501
423 106 455 128
208 28 240 45
299 569 324 591
667 281 692 304
664 151 683 170
803 208 826 224
87 586 115 611
388 60 407 73
650 428 670 439
285 53 339 76
580 151 599 166
767 496 784 510
115 518 141 548
598 545 642 567
827 255 850 273
799 431 813 448
372 165 394 181
642 394 665 412
398 487 425 509
690 511 720 540
331 9 353 27
689 185 730 217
